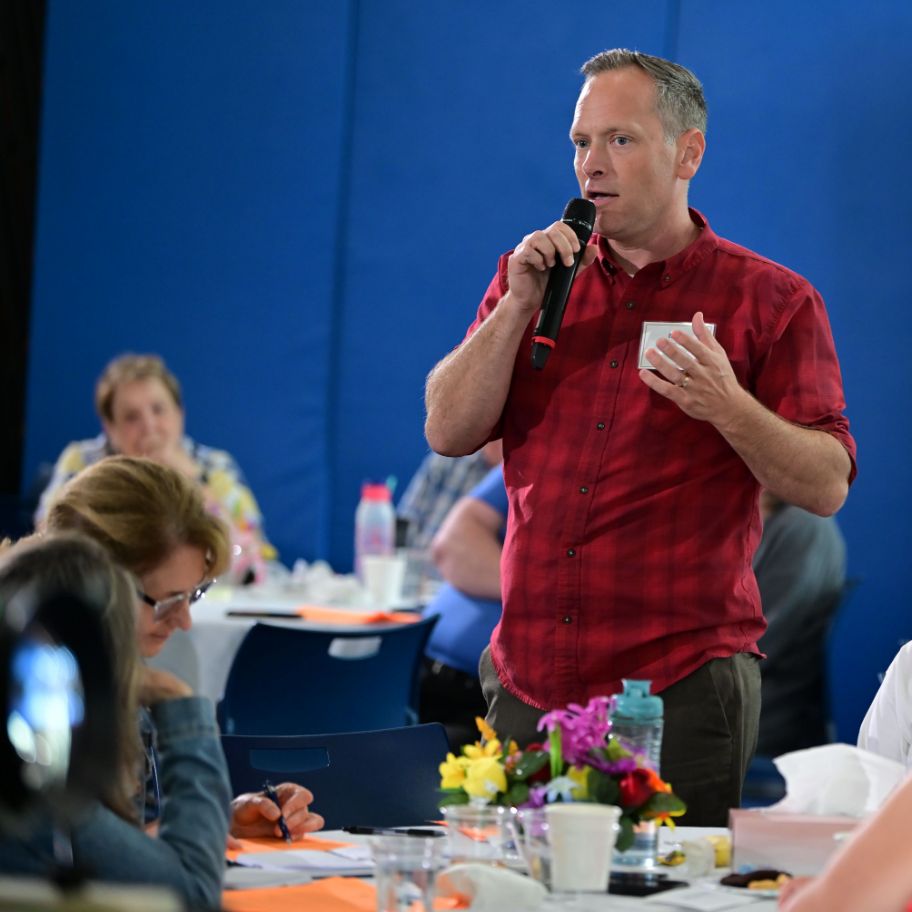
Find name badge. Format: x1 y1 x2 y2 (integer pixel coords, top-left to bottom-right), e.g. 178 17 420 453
638 321 717 370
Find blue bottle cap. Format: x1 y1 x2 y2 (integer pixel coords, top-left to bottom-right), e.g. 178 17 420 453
613 679 663 721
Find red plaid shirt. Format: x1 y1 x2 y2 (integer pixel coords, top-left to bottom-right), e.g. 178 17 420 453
467 210 856 709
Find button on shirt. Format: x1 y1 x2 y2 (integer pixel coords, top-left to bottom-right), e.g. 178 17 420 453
465 210 856 710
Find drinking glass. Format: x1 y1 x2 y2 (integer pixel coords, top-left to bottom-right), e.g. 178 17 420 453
440 804 521 868
370 836 445 912
516 807 552 888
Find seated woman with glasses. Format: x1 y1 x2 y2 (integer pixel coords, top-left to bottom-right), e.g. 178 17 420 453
0 533 230 908
44 455 324 842
34 352 276 583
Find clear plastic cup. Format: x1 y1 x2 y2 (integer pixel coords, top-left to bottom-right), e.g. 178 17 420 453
545 803 621 893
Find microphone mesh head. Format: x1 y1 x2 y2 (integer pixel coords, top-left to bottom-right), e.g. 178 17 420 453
562 198 596 241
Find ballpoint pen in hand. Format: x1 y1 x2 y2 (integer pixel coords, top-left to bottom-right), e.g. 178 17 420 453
262 780 293 843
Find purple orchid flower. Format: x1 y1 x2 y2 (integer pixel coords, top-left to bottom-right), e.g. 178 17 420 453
537 696 615 767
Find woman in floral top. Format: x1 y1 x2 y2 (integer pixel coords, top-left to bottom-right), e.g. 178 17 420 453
35 353 276 581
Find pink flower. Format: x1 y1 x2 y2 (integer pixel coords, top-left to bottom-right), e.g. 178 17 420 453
537 696 614 767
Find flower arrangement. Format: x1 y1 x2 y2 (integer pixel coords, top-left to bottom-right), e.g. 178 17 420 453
438 697 686 851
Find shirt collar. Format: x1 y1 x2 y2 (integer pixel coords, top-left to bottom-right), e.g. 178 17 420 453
594 208 717 283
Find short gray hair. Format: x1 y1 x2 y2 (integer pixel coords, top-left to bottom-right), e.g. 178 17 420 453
581 48 707 140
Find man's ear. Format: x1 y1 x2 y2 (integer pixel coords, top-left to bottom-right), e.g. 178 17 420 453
676 128 706 180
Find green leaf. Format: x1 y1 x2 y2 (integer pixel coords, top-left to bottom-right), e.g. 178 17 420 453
438 790 470 806
615 815 635 852
512 751 549 780
590 772 620 806
641 792 686 815
503 782 530 807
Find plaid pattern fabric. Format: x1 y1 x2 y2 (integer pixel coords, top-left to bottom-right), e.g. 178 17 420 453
397 450 493 550
466 210 856 709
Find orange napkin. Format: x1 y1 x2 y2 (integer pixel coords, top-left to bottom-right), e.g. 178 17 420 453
294 604 420 625
226 834 352 862
222 878 469 912
222 876 375 912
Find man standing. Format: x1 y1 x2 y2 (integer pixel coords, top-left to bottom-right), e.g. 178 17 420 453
424 49 855 824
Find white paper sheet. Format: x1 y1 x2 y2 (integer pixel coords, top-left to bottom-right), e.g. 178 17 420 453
234 844 373 877
642 884 776 910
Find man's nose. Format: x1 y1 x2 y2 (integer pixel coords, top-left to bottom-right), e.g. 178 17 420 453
582 148 608 178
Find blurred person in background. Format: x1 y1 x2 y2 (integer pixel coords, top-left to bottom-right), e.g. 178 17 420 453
754 490 847 756
398 439 503 551
45 455 324 843
35 353 276 583
0 533 230 908
419 464 506 747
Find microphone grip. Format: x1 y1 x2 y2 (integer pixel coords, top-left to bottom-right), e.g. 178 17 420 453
531 245 588 370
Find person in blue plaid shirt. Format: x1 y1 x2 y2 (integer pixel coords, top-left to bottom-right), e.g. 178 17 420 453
397 440 502 551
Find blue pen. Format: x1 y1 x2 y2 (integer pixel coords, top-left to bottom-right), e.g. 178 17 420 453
262 780 292 843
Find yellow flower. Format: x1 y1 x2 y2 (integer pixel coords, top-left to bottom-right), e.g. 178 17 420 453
477 716 503 741
439 753 469 789
464 739 503 760
567 765 590 799
463 757 507 800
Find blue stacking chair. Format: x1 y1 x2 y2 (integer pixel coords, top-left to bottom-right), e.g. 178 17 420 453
217 616 438 735
221 723 449 829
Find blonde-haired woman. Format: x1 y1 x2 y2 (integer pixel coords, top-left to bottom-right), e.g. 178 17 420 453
0 533 230 907
35 352 276 581
45 455 324 841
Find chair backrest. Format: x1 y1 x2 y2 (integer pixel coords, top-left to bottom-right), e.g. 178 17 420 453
217 616 437 735
221 723 449 829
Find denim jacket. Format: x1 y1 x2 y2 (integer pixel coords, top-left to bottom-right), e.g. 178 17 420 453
0 697 230 910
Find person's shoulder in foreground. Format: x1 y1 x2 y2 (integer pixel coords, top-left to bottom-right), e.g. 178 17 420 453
778 772 912 911
0 533 231 909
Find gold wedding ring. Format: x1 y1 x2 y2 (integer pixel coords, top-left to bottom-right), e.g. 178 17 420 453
679 370 691 389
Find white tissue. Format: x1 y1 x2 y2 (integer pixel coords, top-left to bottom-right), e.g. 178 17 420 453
437 863 546 911
771 743 906 817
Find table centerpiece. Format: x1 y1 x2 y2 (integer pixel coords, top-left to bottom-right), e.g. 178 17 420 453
438 696 685 860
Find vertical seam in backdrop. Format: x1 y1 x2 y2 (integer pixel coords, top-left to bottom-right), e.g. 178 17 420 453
322 0 362 560
664 0 681 62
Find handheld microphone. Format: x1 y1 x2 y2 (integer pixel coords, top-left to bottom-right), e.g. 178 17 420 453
530 198 597 370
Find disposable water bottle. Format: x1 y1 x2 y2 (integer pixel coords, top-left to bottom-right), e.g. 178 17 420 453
611 679 664 871
354 481 395 580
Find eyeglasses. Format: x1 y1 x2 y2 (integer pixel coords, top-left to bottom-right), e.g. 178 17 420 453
136 579 214 620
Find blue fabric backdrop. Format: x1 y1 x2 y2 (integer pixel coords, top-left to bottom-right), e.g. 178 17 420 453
23 0 912 742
